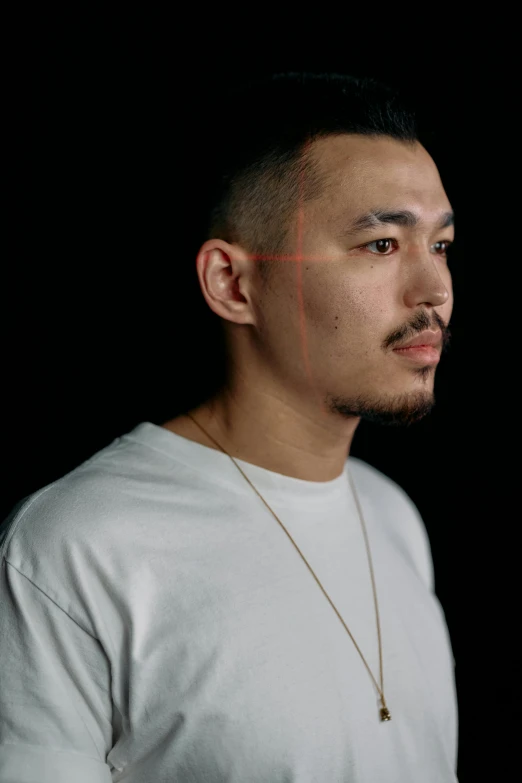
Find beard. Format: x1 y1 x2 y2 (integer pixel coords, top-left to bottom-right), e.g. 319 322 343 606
326 375 436 428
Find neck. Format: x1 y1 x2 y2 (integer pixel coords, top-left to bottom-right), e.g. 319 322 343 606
162 383 360 483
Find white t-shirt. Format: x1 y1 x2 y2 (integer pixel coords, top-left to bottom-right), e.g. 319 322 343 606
0 422 458 782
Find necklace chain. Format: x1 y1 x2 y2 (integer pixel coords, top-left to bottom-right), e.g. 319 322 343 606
186 413 391 721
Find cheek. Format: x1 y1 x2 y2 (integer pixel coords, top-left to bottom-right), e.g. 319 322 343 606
303 277 389 346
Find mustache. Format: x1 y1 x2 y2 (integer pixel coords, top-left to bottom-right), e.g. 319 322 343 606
384 313 451 351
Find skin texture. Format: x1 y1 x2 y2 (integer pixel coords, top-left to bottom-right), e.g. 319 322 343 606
162 134 454 482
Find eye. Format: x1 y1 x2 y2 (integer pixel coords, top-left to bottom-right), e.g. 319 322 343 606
431 240 453 256
364 239 398 255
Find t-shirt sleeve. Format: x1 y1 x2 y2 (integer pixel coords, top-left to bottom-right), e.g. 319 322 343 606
396 488 436 594
352 458 436 594
0 516 114 783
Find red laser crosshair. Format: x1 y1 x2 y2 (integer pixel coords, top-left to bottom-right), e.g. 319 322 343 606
245 137 333 422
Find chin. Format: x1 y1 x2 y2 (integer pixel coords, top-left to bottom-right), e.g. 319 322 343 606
327 387 436 427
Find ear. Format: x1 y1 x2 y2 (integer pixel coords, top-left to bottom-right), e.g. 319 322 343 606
195 239 257 326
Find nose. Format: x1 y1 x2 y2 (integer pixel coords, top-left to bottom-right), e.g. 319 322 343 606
402 246 451 310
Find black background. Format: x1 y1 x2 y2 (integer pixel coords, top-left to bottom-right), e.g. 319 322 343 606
6 14 520 781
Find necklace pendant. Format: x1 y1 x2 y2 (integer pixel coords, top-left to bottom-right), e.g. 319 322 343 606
380 706 391 722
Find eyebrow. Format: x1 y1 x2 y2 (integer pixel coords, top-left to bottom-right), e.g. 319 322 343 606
344 209 455 236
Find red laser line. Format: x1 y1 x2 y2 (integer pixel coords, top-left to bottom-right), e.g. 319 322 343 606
246 254 331 262
294 138 330 421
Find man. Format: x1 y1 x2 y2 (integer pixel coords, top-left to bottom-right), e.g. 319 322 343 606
0 73 458 781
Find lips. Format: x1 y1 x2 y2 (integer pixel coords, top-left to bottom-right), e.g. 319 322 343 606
394 330 443 350
393 345 440 364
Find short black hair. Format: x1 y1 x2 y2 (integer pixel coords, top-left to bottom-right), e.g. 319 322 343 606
195 72 419 286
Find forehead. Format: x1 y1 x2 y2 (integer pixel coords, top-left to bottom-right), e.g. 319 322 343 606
309 134 452 222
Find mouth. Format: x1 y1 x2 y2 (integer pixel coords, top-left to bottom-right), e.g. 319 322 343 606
392 345 441 364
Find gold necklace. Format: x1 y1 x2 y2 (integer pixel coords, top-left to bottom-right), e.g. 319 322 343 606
186 413 391 722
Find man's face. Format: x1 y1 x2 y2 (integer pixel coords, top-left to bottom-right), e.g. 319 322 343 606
250 134 454 426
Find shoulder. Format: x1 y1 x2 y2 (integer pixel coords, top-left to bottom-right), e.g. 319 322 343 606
1 427 181 546
0 433 169 596
348 456 435 592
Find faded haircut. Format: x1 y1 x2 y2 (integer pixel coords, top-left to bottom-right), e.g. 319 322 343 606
199 72 418 286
